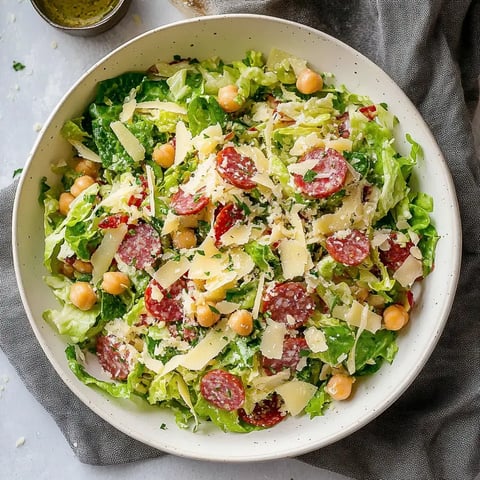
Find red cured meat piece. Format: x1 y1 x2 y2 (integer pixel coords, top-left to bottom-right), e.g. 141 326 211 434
200 369 245 411
379 232 413 271
262 282 315 329
144 278 186 323
326 229 370 266
262 337 309 375
96 335 132 381
170 188 209 216
98 214 129 229
238 393 286 428
337 112 350 138
293 148 348 199
116 222 162 270
167 322 198 343
216 146 257 190
359 105 377 120
213 203 244 244
127 175 149 207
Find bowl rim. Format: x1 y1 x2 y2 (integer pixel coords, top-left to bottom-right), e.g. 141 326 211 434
12 13 462 461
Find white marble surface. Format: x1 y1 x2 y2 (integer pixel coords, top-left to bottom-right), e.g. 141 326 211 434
0 1 349 478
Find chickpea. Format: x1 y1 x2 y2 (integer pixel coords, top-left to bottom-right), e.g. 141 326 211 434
58 192 75 216
152 143 175 168
102 271 130 295
74 158 100 178
69 282 97 311
228 310 253 336
72 259 93 274
218 84 243 113
296 68 323 95
196 302 220 328
70 175 96 197
325 374 354 401
383 304 409 331
172 228 197 250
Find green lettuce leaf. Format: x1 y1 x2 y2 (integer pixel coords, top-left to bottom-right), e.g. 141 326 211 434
194 397 253 433
354 329 398 375
304 385 331 418
95 72 145 105
187 96 227 136
65 345 132 398
244 241 279 272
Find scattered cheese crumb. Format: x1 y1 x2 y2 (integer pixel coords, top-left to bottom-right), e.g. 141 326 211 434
51 41 58 49
33 122 43 132
15 437 25 448
8 13 16 23
2 374 9 383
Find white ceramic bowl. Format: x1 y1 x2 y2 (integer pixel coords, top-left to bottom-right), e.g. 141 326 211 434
13 14 461 461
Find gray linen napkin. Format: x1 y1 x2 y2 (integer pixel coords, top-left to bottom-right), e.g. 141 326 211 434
1 1 479 478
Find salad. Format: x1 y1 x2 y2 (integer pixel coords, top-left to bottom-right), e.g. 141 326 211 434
41 49 438 432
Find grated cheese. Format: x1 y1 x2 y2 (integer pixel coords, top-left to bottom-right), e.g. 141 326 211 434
153 257 191 290
91 224 128 285
393 254 424 287
260 319 286 359
174 121 192 165
110 121 145 162
275 379 317 416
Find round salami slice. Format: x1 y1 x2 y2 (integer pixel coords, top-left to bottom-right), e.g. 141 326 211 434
238 393 286 428
293 148 348 199
262 337 309 375
213 203 244 244
326 229 370 266
262 282 315 329
116 222 162 270
96 335 132 381
379 232 413 271
216 146 257 190
145 278 186 323
200 369 245 411
170 188 209 216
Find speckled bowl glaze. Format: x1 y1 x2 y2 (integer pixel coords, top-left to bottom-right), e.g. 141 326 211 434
13 15 461 461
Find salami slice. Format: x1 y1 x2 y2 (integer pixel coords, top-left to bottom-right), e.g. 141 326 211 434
200 369 245 411
238 393 286 428
293 148 348 198
262 282 315 329
145 278 186 323
262 337 309 375
379 232 413 271
98 214 129 229
116 222 162 270
216 146 257 190
213 203 244 244
170 188 209 216
96 335 132 381
326 229 370 266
